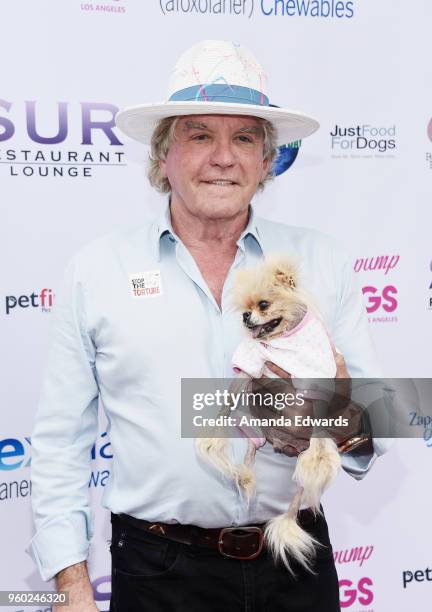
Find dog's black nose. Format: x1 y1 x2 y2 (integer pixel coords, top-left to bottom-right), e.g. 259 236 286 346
243 311 251 323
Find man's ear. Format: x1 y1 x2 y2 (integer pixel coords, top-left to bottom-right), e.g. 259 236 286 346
260 157 271 182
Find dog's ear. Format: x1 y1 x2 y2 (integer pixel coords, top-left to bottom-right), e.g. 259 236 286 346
274 268 297 289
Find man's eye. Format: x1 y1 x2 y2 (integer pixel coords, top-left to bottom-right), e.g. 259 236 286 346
236 135 253 143
192 134 210 141
258 300 270 311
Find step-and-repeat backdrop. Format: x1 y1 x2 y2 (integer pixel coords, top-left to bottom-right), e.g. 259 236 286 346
1 1 431 610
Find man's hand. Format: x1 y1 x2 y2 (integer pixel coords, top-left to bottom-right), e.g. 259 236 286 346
250 351 368 456
54 562 98 612
250 364 315 456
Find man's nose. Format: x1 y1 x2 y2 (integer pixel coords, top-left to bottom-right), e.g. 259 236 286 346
209 139 236 167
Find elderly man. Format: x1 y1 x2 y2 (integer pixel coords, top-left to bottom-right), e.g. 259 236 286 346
30 40 388 612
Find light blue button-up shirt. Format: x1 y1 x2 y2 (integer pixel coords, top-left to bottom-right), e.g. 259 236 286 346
29 202 389 580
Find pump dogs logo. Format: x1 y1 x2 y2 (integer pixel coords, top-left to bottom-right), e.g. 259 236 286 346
353 255 400 324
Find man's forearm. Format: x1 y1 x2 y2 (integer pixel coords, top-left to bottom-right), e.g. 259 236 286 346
55 561 97 611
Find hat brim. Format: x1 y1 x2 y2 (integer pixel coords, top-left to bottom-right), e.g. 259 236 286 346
115 101 319 146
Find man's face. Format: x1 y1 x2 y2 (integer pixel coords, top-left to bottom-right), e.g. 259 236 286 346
159 114 271 221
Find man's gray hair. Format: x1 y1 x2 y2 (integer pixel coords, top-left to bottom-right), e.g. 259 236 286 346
147 116 278 194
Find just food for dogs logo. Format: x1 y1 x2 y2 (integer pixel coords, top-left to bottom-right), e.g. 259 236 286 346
158 0 355 18
0 98 126 178
354 255 399 324
330 124 396 158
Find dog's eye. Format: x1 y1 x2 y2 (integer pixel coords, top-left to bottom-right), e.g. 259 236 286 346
258 300 270 311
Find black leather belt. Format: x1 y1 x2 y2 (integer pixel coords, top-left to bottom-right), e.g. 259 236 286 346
113 509 315 561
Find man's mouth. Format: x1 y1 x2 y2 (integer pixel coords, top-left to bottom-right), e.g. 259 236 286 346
203 180 237 186
246 317 283 338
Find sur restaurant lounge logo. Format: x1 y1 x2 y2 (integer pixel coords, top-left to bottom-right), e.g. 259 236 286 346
0 99 125 178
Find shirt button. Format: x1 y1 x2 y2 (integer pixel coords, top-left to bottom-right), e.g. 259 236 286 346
169 236 175 243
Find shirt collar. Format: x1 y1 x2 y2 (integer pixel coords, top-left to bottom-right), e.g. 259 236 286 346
236 205 262 253
152 200 263 262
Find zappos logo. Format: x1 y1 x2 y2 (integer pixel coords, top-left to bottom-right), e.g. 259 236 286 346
159 0 355 18
409 412 432 448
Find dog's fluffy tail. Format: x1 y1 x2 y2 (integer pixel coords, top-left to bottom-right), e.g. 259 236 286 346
293 438 341 512
265 512 321 575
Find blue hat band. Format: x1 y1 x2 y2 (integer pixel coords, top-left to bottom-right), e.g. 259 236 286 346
169 83 269 106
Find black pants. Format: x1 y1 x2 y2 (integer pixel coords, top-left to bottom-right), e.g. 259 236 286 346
110 511 341 612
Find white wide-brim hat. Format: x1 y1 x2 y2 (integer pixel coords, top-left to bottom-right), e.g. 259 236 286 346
115 40 319 146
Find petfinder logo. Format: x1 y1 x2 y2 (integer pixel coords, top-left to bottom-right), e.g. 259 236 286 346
5 288 54 314
159 0 355 18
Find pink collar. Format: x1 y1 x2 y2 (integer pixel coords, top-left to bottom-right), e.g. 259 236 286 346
280 307 314 338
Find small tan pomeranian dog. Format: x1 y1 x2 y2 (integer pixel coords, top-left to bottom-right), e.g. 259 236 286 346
196 256 342 574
